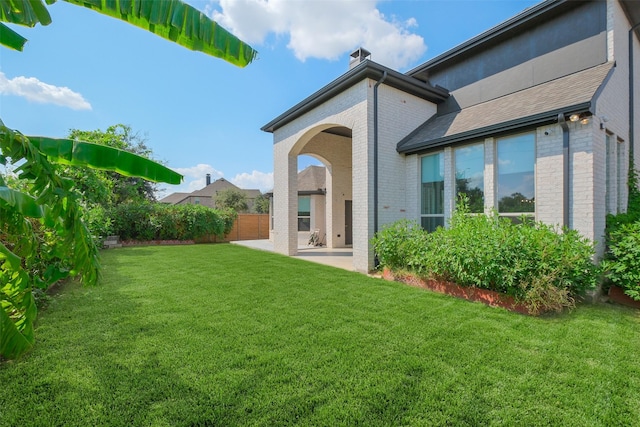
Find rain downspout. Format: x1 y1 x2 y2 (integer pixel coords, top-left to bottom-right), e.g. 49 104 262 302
373 70 388 241
629 22 640 161
558 113 570 228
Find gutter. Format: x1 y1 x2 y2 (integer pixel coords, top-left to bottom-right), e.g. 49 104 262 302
373 70 388 243
558 113 570 228
262 61 447 133
398 103 591 155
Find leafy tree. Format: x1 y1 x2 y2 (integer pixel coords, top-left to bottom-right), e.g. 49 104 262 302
215 189 249 213
253 193 270 214
1 0 256 359
63 125 160 206
498 192 535 213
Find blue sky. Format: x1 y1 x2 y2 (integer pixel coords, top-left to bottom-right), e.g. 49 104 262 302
1 0 539 197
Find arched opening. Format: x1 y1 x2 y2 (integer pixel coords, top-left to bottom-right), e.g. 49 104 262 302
273 124 353 255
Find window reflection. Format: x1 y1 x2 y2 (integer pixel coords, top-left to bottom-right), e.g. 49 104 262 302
497 133 535 214
455 143 484 213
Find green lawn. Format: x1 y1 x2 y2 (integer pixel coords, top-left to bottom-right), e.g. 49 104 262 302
1 244 639 426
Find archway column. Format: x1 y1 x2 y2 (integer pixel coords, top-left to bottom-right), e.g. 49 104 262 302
273 152 298 256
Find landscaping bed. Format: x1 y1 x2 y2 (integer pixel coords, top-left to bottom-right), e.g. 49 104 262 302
381 268 531 315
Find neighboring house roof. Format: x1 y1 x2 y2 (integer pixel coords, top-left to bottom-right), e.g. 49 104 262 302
297 165 326 195
191 178 239 197
160 178 261 205
265 165 326 196
244 189 262 199
159 192 189 204
397 62 614 154
261 61 449 133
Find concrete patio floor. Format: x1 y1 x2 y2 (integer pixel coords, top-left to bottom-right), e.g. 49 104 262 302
231 240 354 271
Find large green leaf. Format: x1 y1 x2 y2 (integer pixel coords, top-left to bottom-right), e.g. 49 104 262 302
0 0 257 67
28 136 183 184
0 22 27 50
0 186 44 217
0 248 36 359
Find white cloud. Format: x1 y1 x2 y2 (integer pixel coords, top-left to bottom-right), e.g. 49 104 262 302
207 0 427 70
230 170 273 193
0 72 91 110
171 163 224 193
157 164 273 199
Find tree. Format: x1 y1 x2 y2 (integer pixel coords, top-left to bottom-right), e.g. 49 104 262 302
253 193 270 214
63 125 160 206
1 0 256 359
215 189 249 213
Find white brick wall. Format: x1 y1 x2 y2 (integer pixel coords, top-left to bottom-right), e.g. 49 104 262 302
269 0 636 271
536 125 564 226
272 78 437 272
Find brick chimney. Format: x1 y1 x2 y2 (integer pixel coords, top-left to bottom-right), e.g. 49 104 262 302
206 174 211 186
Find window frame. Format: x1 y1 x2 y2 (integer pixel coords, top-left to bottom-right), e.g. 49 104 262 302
495 131 536 221
420 151 445 232
454 142 485 213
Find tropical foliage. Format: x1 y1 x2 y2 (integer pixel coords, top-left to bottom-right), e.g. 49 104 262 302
63 125 160 206
0 0 257 67
1 123 182 359
1 0 256 359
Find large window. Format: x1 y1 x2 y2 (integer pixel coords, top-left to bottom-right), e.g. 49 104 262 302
455 143 484 213
497 133 535 219
298 196 311 231
421 153 444 232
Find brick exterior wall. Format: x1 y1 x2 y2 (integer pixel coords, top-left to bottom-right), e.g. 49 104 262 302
268 0 637 271
272 79 436 272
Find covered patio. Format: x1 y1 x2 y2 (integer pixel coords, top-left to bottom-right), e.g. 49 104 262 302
231 240 354 271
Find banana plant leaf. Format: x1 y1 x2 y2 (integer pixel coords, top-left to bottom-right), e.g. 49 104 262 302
0 22 27 50
0 301 35 359
0 0 257 67
0 186 44 218
0 245 36 360
28 136 182 184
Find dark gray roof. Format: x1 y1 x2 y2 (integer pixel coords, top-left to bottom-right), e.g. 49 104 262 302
397 62 614 155
159 192 189 204
297 165 326 194
262 60 448 133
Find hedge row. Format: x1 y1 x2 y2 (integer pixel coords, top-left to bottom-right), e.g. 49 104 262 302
101 203 236 241
372 201 599 314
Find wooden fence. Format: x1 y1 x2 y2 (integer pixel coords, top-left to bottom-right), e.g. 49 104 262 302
197 213 270 243
226 213 270 241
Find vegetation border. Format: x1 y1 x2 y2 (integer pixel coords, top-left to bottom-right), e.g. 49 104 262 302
608 285 640 309
381 268 533 315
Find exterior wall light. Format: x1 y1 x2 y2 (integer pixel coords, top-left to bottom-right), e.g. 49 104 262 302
580 117 590 125
569 114 580 122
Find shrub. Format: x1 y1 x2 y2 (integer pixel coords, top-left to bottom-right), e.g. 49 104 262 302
372 200 599 313
602 221 640 301
371 220 428 272
108 203 232 241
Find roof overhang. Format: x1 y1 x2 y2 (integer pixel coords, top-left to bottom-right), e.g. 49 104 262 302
398 62 614 155
398 104 591 155
261 60 449 133
407 0 640 82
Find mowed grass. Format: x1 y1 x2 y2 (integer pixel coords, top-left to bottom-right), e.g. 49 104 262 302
1 244 639 426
